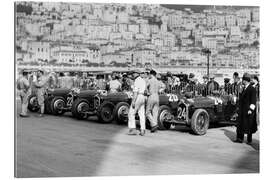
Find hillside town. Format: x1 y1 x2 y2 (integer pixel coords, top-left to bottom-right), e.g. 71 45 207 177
16 2 259 73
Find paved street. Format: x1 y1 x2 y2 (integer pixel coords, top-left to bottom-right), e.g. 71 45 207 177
15 102 259 178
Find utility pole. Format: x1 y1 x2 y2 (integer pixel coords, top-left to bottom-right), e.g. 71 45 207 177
201 48 211 77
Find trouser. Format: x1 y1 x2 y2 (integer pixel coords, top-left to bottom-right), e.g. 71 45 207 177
19 90 31 115
37 91 45 114
237 130 252 142
146 94 159 127
128 94 146 130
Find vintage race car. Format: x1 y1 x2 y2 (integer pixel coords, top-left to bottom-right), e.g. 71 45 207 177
71 90 131 124
27 88 81 115
71 90 185 125
157 94 238 135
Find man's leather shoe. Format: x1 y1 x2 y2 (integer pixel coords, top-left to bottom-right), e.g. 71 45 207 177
233 139 243 143
139 130 146 136
128 129 137 135
151 125 158 133
19 114 29 118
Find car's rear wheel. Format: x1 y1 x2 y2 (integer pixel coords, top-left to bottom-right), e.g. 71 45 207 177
71 98 90 120
27 94 39 112
98 101 115 123
157 105 172 130
191 109 209 135
50 96 66 115
113 102 130 124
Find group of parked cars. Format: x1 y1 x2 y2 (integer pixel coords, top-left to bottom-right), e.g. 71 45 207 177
27 86 238 135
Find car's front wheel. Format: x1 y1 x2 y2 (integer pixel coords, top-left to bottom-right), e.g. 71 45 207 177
98 101 115 123
27 94 39 112
50 96 66 115
71 98 90 120
157 105 172 130
113 102 130 124
190 109 209 135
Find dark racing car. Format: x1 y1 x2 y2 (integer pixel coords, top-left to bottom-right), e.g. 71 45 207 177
157 93 238 135
71 90 131 124
27 88 80 115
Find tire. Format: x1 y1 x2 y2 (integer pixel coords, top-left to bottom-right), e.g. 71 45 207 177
71 98 90 120
191 109 210 135
157 105 172 130
27 94 39 112
50 96 66 115
113 102 130 124
98 101 115 123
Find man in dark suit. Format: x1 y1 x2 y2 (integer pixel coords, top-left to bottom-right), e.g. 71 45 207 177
206 74 219 95
235 73 257 144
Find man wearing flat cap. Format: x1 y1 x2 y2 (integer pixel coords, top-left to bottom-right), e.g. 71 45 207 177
235 73 257 144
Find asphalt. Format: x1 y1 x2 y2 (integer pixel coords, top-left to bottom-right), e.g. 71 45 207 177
15 101 259 178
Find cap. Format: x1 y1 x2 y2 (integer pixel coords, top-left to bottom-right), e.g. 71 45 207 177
224 78 230 83
242 73 251 82
203 74 209 79
189 73 195 79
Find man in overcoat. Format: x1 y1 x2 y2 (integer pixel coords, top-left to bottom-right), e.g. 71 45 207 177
235 73 257 144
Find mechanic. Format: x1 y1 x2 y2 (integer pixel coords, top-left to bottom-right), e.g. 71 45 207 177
128 69 147 136
33 69 48 117
231 72 243 98
80 72 89 90
109 72 122 93
235 73 257 144
73 72 81 89
200 74 209 96
146 69 161 133
206 74 219 95
223 78 231 95
17 70 31 117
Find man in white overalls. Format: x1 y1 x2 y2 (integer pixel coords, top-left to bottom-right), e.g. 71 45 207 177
128 70 147 136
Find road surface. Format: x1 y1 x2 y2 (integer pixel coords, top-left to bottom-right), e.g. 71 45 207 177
15 102 259 178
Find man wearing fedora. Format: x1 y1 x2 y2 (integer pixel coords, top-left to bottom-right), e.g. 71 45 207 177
235 73 257 144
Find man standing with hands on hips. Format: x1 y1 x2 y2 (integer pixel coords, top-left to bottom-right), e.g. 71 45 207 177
234 73 257 144
128 69 147 136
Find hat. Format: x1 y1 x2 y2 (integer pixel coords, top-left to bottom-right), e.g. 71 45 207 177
203 75 209 79
224 78 230 83
209 74 215 79
167 71 172 77
242 73 251 82
189 73 195 79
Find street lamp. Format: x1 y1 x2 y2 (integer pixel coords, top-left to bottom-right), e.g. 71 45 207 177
201 48 211 77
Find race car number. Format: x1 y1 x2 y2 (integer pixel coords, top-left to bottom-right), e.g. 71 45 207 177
67 95 73 106
167 94 179 102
